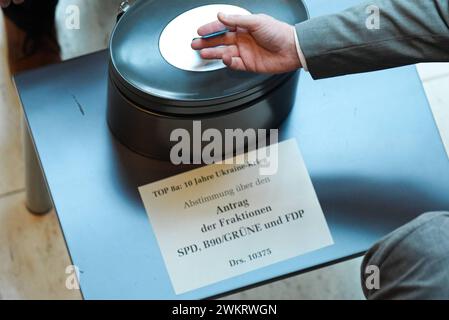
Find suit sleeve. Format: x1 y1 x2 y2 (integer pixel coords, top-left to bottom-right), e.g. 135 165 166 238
296 0 449 79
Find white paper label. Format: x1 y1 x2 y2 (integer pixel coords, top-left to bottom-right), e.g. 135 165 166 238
139 139 334 294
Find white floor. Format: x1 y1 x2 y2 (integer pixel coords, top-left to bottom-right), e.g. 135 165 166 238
0 1 448 300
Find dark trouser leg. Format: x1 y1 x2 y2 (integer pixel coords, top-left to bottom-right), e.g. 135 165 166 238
361 212 449 299
2 0 59 36
23 119 52 215
2 0 60 74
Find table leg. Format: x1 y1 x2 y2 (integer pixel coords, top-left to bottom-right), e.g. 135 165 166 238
23 119 53 215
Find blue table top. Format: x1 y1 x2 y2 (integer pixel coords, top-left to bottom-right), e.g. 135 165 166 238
15 0 449 299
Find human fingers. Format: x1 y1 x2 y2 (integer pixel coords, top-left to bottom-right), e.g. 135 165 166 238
197 20 230 37
199 45 239 60
191 32 237 50
217 12 262 32
223 55 247 71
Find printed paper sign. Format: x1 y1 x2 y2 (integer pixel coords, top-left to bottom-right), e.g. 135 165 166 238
139 139 333 294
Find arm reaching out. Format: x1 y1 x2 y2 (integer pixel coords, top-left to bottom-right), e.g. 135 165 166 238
191 12 302 74
194 0 449 79
295 0 449 79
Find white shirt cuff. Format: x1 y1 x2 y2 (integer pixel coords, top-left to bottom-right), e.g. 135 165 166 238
293 27 309 72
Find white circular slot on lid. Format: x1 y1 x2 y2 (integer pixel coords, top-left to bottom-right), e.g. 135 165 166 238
159 4 251 72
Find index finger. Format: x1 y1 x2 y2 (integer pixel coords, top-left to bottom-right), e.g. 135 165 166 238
197 20 230 36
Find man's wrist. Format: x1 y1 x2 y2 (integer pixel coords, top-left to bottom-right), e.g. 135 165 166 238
292 26 309 72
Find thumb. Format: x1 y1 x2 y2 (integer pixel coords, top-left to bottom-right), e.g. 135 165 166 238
217 12 261 31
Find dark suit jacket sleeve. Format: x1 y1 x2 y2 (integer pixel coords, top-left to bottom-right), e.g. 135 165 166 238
296 0 449 79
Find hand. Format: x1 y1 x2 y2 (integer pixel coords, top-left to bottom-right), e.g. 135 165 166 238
191 12 302 74
0 0 24 8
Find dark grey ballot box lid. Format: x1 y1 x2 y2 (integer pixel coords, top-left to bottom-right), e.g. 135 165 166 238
15 0 449 299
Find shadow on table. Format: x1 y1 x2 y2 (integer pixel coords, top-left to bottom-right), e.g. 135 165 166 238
312 175 449 235
108 133 201 208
